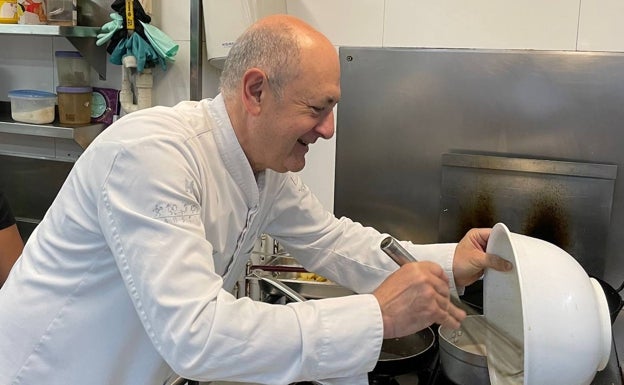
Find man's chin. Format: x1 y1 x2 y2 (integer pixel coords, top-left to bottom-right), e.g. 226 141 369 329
283 160 306 173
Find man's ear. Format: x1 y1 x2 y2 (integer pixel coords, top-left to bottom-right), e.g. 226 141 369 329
241 68 267 116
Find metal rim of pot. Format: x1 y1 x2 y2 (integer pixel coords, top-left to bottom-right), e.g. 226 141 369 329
438 315 490 385
371 326 436 377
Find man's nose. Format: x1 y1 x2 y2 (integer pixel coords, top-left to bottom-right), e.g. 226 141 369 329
316 110 335 139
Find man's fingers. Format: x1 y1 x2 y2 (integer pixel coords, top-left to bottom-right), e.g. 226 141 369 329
439 299 466 329
484 252 513 271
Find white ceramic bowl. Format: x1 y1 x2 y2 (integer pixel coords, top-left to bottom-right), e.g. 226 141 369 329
484 223 611 385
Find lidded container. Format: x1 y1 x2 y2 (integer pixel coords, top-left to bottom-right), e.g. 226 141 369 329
8 90 56 124
55 51 90 86
46 0 76 26
57 86 92 126
0 0 18 24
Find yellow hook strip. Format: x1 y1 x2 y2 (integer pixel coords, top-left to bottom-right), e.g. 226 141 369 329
126 0 135 31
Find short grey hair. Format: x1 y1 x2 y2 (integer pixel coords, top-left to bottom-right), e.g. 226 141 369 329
219 21 301 100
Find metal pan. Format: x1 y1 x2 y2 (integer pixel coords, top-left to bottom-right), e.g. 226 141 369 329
371 326 436 377
591 276 624 324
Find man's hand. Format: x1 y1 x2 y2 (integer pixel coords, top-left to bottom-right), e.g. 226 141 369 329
373 261 466 339
453 228 512 288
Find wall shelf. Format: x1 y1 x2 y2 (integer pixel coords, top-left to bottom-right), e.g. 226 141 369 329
0 24 96 36
0 105 104 162
0 24 107 79
0 118 104 148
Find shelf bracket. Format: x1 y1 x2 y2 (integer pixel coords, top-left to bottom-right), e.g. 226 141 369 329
67 36 108 80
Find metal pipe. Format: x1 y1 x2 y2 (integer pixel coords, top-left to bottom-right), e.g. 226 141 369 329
189 0 203 101
380 236 417 265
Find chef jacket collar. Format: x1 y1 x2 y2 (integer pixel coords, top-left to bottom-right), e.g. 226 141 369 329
209 93 263 208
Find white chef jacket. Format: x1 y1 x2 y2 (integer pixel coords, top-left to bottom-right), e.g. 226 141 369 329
0 94 457 385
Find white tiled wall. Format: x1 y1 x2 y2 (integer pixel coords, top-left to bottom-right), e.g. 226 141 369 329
3 0 623 211
578 0 624 52
287 0 385 46
382 0 580 50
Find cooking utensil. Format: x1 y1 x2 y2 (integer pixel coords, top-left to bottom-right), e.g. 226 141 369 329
252 272 307 303
380 235 524 381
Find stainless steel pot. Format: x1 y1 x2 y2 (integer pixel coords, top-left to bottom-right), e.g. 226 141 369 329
438 315 490 385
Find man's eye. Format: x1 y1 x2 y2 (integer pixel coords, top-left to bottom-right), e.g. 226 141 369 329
311 106 324 113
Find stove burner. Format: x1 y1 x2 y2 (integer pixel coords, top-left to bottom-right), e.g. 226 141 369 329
368 371 425 385
368 373 401 385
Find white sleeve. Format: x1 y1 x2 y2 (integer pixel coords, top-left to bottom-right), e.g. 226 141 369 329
265 173 457 294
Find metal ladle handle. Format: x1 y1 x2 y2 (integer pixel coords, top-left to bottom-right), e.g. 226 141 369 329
380 236 418 265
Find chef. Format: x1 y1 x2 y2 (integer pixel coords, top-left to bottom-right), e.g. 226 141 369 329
0 14 510 385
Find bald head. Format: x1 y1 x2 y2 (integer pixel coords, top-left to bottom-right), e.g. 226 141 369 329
219 15 335 101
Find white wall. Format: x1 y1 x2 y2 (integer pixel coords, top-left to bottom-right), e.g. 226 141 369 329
3 0 623 212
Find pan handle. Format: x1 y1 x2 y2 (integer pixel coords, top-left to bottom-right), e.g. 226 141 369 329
251 272 307 303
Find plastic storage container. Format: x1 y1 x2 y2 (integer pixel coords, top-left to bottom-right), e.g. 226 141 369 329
46 0 76 26
0 0 18 24
55 51 90 86
57 86 92 126
8 90 57 124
